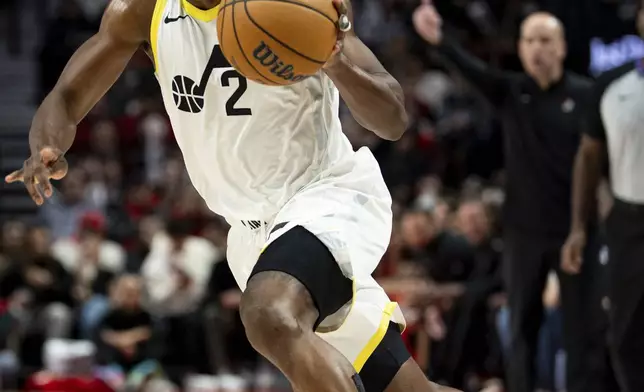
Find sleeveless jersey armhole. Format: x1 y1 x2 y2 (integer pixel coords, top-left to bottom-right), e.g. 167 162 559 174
150 0 167 74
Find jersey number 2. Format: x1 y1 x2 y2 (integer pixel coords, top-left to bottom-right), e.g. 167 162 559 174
202 44 252 116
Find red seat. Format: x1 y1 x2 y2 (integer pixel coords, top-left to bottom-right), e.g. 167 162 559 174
25 373 114 392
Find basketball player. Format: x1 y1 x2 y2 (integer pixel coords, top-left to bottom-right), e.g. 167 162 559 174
5 0 458 391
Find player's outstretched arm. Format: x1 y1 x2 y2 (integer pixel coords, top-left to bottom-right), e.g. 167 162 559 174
323 0 408 141
4 0 155 205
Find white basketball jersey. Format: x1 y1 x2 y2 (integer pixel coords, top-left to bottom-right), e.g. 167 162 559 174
150 0 360 221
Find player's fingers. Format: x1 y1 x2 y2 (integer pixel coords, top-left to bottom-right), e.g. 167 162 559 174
49 159 69 180
34 167 53 198
24 174 44 206
329 42 341 57
5 169 24 183
421 0 430 5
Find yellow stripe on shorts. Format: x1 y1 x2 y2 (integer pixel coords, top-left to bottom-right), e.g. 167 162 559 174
352 301 398 372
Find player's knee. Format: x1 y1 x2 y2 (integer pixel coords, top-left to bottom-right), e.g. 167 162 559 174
240 290 302 349
240 273 315 351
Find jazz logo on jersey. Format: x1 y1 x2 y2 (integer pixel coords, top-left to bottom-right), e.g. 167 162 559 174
171 45 252 116
253 41 307 83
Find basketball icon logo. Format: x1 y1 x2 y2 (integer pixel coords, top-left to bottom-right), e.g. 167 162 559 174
172 75 206 113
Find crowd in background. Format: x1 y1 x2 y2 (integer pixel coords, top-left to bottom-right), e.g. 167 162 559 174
0 0 640 391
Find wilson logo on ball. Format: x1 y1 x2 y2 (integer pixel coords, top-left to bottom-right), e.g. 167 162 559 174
252 41 308 83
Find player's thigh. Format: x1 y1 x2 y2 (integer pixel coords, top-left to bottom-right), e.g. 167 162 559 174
245 225 354 329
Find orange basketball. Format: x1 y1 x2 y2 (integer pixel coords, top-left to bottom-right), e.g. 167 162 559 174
216 0 339 86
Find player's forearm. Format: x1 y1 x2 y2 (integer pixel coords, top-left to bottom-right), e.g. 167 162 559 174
324 52 408 141
570 146 602 232
29 92 77 155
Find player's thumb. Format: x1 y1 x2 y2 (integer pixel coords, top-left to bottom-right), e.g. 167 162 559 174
421 0 431 6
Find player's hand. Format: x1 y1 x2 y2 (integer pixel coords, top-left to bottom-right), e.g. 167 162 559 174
413 0 443 46
561 229 586 275
324 0 352 69
4 147 68 206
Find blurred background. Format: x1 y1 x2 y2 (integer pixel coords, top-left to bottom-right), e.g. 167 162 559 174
0 0 641 391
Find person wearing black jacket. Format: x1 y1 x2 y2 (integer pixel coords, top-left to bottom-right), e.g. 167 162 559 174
10 225 75 340
413 3 610 392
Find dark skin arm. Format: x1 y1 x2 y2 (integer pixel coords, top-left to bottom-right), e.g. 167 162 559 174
570 135 605 233
4 0 155 205
560 135 605 274
323 0 408 141
561 76 608 275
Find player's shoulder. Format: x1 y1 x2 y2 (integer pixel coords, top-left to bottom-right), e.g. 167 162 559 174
100 0 158 43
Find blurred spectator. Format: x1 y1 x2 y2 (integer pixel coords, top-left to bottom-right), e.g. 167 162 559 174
125 182 160 221
40 168 101 241
12 225 74 340
400 208 475 284
89 121 121 162
52 213 125 273
142 219 217 315
126 214 164 273
203 257 258 375
52 213 125 339
141 219 216 381
400 199 504 389
96 275 155 372
140 113 171 186
81 158 110 211
1 221 27 263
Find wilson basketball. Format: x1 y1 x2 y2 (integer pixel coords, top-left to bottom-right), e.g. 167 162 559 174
217 0 339 86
